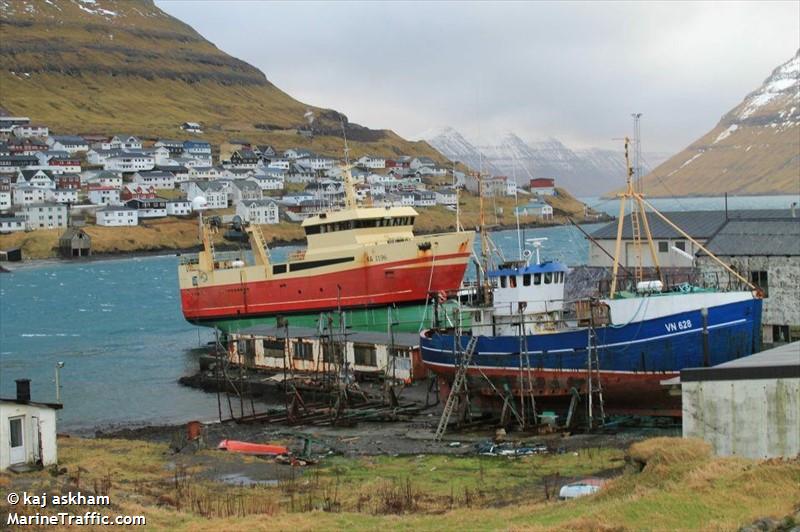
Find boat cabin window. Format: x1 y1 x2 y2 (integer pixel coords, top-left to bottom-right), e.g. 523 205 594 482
509 275 517 288
534 273 541 285
544 272 552 284
500 276 507 288
523 273 531 286
305 216 413 235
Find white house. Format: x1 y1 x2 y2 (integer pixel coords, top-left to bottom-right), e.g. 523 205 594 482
153 146 172 165
0 380 61 472
22 203 68 229
49 188 79 205
308 155 336 171
268 158 290 170
105 152 155 172
529 178 556 196
0 215 25 233
183 141 212 162
96 206 139 227
284 148 312 160
133 170 175 190
46 135 88 154
515 201 554 219
229 179 263 205
16 169 55 189
356 155 386 169
182 181 228 209
12 124 49 138
410 157 436 170
126 198 167 218
88 186 121 206
181 122 203 134
236 199 280 225
0 190 11 210
12 186 49 206
413 191 436 207
435 187 458 206
166 199 192 216
108 135 142 150
83 170 122 188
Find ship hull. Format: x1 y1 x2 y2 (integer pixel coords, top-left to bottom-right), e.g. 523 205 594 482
181 252 470 322
421 296 762 416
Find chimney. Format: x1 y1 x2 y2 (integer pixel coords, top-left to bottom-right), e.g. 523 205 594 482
15 378 31 402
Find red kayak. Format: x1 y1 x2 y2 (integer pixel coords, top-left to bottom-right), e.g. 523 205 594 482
217 439 289 456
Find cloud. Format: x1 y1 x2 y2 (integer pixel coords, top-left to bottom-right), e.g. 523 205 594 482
157 0 799 152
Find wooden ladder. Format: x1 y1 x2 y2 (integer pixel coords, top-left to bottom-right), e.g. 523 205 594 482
434 335 478 441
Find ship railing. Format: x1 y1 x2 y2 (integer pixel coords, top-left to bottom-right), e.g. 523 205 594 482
598 269 752 296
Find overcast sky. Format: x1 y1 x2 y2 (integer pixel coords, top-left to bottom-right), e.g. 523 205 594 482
157 1 798 154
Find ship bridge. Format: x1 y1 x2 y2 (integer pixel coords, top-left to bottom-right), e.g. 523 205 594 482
488 260 568 316
302 206 420 255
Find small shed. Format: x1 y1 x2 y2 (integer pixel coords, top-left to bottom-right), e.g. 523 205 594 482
58 227 91 258
1 379 62 472
680 342 800 459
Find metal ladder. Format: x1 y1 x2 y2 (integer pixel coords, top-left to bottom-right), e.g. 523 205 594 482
434 335 478 441
249 224 271 263
586 321 606 428
630 206 643 283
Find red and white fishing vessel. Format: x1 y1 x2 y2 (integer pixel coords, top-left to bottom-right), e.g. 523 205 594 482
178 166 475 324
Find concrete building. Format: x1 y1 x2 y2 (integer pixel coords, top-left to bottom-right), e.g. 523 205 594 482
680 342 799 459
59 227 91 257
126 198 167 218
21 203 67 229
697 217 800 344
0 215 25 233
0 379 61 472
166 199 192 216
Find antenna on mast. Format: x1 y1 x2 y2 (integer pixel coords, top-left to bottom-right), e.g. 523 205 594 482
339 118 356 209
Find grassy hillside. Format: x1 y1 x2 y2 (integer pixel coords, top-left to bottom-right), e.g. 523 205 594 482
0 0 446 161
1 436 796 530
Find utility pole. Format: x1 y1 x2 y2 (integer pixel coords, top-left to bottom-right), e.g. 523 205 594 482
54 361 64 403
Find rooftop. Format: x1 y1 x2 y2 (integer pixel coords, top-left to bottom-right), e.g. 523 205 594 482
699 218 800 256
681 342 800 382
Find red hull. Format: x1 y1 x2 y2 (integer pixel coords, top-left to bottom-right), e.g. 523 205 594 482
432 366 681 417
181 252 469 321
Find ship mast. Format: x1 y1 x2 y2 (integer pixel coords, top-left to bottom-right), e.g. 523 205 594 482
340 119 357 210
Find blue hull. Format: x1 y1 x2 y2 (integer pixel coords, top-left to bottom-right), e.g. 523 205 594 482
421 297 762 415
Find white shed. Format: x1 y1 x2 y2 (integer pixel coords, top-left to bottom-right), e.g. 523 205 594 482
1 379 61 472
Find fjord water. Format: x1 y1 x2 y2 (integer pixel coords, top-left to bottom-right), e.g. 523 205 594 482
0 224 597 432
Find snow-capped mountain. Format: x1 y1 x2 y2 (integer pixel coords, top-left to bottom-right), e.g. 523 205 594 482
423 128 665 196
639 50 799 196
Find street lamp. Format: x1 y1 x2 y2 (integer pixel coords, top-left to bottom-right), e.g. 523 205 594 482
55 361 64 403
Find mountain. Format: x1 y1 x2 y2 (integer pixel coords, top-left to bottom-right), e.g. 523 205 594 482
0 0 443 160
638 50 800 196
423 128 665 196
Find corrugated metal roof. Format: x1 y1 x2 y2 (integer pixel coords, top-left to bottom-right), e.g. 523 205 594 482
590 209 796 240
681 342 800 382
701 219 800 256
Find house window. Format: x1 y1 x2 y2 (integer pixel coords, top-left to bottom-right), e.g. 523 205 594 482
354 344 377 366
674 241 686 252
658 241 669 253
750 270 768 297
262 338 285 358
293 341 313 360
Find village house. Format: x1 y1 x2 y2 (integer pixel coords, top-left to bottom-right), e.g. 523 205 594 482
413 190 436 207
219 140 252 162
284 148 313 160
254 145 277 159
120 183 157 201
87 186 121 206
369 182 386 197
49 188 79 205
696 216 800 344
435 186 458 206
16 169 56 189
0 215 25 232
183 140 212 162
12 186 49 206
247 173 284 192
152 146 172 166
308 154 336 171
86 148 122 166
268 157 290 170
46 157 81 174
46 135 88 154
104 151 155 173
133 170 176 190
187 165 225 180
83 170 122 188
154 139 185 158
530 178 556 196
285 162 315 183
0 116 30 135
410 156 436 170
9 138 49 156
305 180 344 201
59 227 91 257
0 189 11 210
515 200 554 220
236 198 280 225
56 173 81 190
387 156 412 169
155 164 191 183
181 122 203 134
21 203 68 229
166 198 192 216
96 205 139 227
0 379 61 472
105 135 142 150
0 155 39 173
226 149 261 169
228 179 263 205
182 181 228 209
126 198 167 218
12 124 49 139
356 155 386 169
